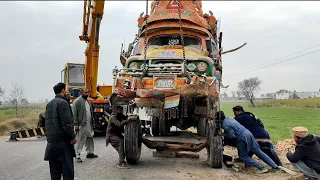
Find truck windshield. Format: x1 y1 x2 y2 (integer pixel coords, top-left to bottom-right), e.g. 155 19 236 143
148 35 201 49
68 64 85 86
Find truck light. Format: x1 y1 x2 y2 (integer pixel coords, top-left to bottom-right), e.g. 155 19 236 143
129 62 140 69
187 63 196 71
196 62 208 73
95 108 103 112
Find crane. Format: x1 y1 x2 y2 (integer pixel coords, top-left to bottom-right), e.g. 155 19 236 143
60 0 112 133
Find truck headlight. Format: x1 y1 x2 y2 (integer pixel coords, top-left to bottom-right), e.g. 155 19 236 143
129 62 140 69
196 62 208 73
187 63 196 71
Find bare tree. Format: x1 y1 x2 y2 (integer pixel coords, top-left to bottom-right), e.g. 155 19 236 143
0 86 4 97
6 82 25 117
236 90 241 99
231 91 236 98
237 77 262 107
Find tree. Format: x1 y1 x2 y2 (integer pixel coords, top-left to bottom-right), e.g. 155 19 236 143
237 77 262 107
231 91 236 98
21 98 29 105
222 92 229 98
6 82 25 117
0 86 4 97
236 90 241 99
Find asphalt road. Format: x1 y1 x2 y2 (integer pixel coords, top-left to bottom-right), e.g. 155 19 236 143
0 136 292 180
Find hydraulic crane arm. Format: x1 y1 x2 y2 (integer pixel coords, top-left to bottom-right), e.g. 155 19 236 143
79 0 105 98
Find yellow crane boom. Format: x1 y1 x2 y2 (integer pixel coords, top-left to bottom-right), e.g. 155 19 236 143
79 0 105 98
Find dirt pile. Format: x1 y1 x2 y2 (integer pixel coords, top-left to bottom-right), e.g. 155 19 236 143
275 139 296 153
0 118 37 135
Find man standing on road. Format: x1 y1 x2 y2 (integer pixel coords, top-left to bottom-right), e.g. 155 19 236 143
232 105 282 166
287 126 320 179
44 82 77 180
106 106 131 169
72 88 98 163
216 111 278 173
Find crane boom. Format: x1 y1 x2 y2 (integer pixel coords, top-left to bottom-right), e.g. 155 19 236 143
79 0 105 98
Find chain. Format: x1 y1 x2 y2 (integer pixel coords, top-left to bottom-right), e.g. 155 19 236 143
177 0 186 65
142 0 149 75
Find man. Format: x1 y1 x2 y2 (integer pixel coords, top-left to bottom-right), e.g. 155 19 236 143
44 82 77 180
37 112 45 138
287 126 320 179
72 88 98 163
216 111 278 173
232 105 282 166
106 106 131 169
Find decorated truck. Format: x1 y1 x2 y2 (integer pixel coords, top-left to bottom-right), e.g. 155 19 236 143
111 0 246 168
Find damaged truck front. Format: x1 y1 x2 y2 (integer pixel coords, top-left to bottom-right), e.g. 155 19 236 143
111 0 246 167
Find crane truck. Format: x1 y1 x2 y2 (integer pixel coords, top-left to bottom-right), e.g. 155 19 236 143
61 0 112 133
111 0 247 168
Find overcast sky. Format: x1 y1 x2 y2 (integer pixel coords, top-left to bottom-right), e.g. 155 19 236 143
1 1 320 102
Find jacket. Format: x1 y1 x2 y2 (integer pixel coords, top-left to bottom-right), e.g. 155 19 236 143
44 95 76 161
287 134 320 173
107 113 128 137
72 96 93 127
222 117 260 152
234 112 270 139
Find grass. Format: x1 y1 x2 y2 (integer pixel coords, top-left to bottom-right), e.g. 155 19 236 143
220 103 320 143
0 101 319 143
253 98 320 108
0 104 45 135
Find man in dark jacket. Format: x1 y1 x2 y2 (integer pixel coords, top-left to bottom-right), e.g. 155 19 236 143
217 111 278 173
287 126 320 179
44 82 77 180
232 105 282 166
106 106 131 169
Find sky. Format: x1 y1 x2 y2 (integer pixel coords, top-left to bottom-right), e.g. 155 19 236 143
1 1 320 102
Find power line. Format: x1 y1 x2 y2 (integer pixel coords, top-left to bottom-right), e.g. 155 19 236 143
243 43 320 70
224 48 320 79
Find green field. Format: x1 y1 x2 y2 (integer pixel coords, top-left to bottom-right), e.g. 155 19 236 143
253 98 320 108
220 102 320 143
0 100 319 142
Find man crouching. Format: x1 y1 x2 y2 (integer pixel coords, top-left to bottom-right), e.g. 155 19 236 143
106 106 132 169
287 126 320 179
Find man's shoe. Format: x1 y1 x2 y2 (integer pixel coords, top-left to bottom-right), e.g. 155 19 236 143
86 153 98 158
76 158 83 163
257 167 268 174
117 163 130 169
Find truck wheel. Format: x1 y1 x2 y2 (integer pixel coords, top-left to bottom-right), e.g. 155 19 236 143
124 116 142 164
159 116 170 136
197 117 206 137
151 116 159 136
206 120 223 168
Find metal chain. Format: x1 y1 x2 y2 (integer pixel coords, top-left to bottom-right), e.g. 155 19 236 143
142 0 149 74
177 0 186 64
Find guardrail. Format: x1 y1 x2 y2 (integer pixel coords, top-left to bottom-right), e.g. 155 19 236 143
7 127 45 142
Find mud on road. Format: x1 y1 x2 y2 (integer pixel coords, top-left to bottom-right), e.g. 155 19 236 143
0 136 303 180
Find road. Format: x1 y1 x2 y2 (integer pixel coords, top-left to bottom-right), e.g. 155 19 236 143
0 136 295 180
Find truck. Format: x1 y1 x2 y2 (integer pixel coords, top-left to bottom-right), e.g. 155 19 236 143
60 0 112 133
111 0 246 168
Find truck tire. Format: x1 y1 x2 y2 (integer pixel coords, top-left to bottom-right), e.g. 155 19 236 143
197 117 206 137
159 116 170 136
124 116 142 164
206 120 223 168
151 116 159 136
